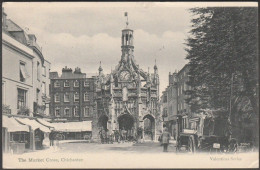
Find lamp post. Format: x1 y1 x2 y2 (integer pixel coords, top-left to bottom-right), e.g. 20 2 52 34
229 73 235 122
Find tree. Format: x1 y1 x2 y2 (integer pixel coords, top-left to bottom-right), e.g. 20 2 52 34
185 7 258 146
185 7 258 115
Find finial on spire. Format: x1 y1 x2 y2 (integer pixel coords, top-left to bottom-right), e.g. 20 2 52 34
154 59 158 70
124 12 129 28
98 61 103 72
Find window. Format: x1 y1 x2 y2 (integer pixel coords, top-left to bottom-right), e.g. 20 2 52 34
74 107 79 117
55 94 60 102
84 107 90 117
42 66 46 76
74 80 79 87
177 88 179 96
19 62 29 82
180 85 182 94
17 88 27 109
55 108 60 117
64 107 70 116
74 93 79 102
36 89 40 103
64 93 70 102
84 93 89 101
84 81 90 87
42 82 46 94
64 80 70 87
37 61 40 81
54 81 60 87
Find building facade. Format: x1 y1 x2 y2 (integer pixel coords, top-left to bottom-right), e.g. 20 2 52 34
161 65 191 138
2 9 51 117
92 22 162 141
2 9 51 153
49 67 95 122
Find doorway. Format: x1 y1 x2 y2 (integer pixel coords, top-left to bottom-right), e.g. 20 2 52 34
143 114 155 141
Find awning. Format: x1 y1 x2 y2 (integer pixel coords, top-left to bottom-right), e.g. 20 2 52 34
3 116 30 132
50 121 92 132
36 118 54 129
15 117 51 133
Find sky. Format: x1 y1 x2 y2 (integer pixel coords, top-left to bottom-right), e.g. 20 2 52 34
3 2 257 95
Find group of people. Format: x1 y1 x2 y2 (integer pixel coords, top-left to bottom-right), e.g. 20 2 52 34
99 128 137 144
49 130 64 149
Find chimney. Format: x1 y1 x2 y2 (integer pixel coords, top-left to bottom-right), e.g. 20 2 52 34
62 66 73 73
169 73 174 85
74 67 82 74
28 34 37 42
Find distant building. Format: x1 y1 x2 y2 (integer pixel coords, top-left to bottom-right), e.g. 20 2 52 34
176 64 191 128
161 64 191 138
49 67 96 122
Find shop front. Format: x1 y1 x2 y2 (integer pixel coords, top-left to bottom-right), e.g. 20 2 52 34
50 121 92 140
2 116 30 154
15 117 51 150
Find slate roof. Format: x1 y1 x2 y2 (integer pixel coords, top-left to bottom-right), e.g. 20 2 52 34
6 19 23 32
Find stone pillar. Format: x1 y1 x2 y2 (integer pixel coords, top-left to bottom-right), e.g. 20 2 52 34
92 102 100 142
29 127 35 150
2 128 9 153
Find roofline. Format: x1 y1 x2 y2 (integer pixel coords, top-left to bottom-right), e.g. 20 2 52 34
177 64 189 75
6 19 23 32
44 59 51 64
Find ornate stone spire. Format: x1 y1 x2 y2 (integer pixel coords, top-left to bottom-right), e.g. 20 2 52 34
121 12 134 64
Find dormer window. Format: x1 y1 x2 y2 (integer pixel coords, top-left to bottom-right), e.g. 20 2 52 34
74 80 79 87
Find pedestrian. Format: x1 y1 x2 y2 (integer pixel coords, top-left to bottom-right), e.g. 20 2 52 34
122 128 127 142
109 131 114 144
158 130 162 146
161 125 171 152
106 130 110 144
173 128 176 140
39 130 44 149
114 130 120 143
99 128 104 144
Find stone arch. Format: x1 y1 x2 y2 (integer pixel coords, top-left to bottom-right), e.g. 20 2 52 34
118 113 135 131
98 114 109 130
143 114 155 141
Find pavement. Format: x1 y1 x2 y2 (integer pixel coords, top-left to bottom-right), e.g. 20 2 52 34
3 140 258 169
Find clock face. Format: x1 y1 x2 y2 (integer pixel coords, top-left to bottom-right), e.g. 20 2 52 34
119 71 131 81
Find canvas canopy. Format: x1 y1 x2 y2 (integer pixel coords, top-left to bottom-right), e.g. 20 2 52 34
50 121 92 132
15 117 51 133
2 116 29 132
36 118 54 128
